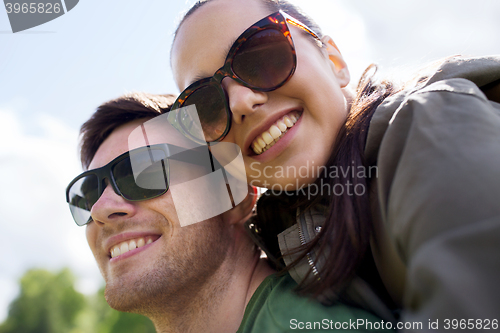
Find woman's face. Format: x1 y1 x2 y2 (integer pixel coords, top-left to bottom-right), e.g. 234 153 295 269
171 0 350 190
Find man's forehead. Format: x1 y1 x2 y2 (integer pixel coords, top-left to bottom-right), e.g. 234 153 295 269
89 116 195 170
127 114 199 151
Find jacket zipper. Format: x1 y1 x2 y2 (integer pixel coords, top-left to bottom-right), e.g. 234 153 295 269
296 208 320 277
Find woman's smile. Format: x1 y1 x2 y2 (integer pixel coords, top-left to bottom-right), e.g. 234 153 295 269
250 111 301 155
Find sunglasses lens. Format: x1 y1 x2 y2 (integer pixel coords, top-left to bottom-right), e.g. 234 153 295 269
113 150 169 201
181 84 228 142
232 29 294 89
68 174 99 226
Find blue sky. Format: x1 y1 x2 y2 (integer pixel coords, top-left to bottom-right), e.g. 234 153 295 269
1 0 499 321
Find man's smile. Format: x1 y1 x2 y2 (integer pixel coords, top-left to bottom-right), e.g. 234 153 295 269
106 233 162 261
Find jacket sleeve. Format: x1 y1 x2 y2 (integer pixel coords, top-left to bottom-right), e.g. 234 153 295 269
375 78 500 327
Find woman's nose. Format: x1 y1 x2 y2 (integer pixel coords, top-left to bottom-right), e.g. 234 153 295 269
222 78 268 124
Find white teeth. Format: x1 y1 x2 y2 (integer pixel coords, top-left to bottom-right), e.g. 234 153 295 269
137 238 145 247
120 242 129 254
277 120 287 132
269 125 282 140
262 132 274 145
252 142 262 154
112 247 120 258
257 138 266 149
110 237 154 258
251 112 301 155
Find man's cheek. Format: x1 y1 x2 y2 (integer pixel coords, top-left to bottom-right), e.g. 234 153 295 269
85 223 98 256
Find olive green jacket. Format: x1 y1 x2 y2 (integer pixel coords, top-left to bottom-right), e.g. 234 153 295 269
248 55 500 327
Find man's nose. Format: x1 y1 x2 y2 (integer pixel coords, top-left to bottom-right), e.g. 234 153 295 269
90 184 137 226
222 78 268 124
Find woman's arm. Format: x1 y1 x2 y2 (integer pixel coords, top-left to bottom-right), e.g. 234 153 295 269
375 78 500 328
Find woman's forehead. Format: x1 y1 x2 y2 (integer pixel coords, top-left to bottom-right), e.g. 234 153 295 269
171 0 271 89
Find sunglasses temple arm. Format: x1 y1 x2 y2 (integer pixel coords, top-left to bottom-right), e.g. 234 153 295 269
280 10 321 41
221 166 236 208
161 159 169 189
206 142 236 208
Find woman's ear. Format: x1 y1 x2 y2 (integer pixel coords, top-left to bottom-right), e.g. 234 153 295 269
321 35 350 88
222 186 258 226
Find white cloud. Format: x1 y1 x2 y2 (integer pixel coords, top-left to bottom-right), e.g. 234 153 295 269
0 109 102 322
291 0 500 83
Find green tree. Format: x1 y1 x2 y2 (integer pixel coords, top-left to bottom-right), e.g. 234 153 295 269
0 268 85 333
81 287 155 333
1 268 156 333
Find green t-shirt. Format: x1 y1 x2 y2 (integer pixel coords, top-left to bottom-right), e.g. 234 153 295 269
237 273 394 332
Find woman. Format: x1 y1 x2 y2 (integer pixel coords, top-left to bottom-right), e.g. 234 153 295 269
169 0 500 326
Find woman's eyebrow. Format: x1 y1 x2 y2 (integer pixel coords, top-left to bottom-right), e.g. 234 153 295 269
189 73 210 85
187 39 236 86
221 39 235 61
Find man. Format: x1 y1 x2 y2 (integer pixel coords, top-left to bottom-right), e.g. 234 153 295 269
66 93 392 332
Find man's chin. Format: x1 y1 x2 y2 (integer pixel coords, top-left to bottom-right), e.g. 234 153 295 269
104 281 160 314
102 271 155 312
102 268 183 314
104 283 139 312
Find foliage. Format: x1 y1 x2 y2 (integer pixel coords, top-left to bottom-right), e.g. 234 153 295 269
84 287 156 333
0 268 85 333
0 268 155 333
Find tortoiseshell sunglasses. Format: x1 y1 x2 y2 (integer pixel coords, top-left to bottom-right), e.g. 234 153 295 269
168 10 321 144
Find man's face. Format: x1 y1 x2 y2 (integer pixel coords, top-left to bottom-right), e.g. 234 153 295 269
86 119 231 313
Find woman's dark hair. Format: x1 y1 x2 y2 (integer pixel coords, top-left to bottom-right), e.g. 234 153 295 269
79 92 176 170
302 66 398 296
173 0 401 296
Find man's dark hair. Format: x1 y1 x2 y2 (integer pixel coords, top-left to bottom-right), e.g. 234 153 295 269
79 92 176 169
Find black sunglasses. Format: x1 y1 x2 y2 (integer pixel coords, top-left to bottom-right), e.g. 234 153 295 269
167 10 320 144
66 144 216 226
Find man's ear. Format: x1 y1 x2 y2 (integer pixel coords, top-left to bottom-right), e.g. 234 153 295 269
321 35 350 88
222 186 258 226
